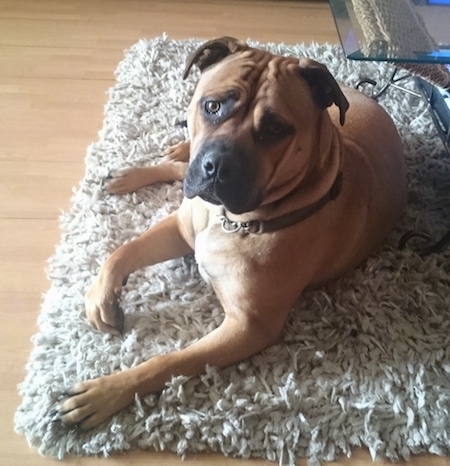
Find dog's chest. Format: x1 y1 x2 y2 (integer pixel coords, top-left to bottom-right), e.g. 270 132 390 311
194 225 227 284
194 222 249 285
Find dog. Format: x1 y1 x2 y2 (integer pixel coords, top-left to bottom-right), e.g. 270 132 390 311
58 37 406 429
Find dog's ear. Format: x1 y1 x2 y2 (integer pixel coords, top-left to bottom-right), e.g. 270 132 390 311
298 58 349 126
183 37 248 79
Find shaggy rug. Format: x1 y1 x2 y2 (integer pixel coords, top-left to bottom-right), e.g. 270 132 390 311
15 36 450 465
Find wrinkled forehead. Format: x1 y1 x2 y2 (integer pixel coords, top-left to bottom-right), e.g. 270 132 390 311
195 50 312 113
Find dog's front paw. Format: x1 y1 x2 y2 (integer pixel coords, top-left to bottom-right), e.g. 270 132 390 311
85 275 125 336
57 374 134 430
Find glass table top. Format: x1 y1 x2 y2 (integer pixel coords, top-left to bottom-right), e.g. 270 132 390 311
329 0 450 64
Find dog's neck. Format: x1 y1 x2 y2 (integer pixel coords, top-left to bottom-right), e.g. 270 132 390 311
220 117 344 234
219 171 343 234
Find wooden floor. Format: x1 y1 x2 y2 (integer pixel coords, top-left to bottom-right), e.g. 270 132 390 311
1 0 448 465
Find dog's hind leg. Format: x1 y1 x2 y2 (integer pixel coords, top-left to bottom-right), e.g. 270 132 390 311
104 141 190 194
161 140 190 164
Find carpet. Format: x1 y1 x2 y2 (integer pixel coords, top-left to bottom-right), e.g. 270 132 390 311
14 36 450 465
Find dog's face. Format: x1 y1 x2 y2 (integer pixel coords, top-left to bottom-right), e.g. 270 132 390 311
183 38 348 215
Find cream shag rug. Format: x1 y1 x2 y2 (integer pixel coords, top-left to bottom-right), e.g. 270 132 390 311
15 36 450 465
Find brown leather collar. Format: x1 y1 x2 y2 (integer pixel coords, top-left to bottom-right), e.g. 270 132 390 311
219 172 343 234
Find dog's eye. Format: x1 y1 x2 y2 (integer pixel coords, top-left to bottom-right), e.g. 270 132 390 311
257 115 293 144
267 122 284 135
205 100 221 114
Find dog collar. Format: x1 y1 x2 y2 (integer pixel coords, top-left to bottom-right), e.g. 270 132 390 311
219 172 343 235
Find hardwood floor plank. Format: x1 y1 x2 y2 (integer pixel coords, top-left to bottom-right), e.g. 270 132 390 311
0 77 110 162
0 1 337 47
0 219 59 293
0 45 122 80
0 161 83 219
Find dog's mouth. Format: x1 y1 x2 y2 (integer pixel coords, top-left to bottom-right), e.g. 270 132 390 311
189 186 221 207
184 174 260 214
183 140 261 214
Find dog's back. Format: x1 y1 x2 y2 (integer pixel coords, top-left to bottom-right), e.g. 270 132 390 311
315 86 406 283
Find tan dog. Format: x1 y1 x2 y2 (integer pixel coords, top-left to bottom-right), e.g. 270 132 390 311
59 37 406 429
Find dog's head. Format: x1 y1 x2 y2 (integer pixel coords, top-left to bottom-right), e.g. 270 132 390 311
182 37 349 215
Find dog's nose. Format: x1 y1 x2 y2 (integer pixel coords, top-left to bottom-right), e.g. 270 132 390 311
202 152 225 180
202 156 217 177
